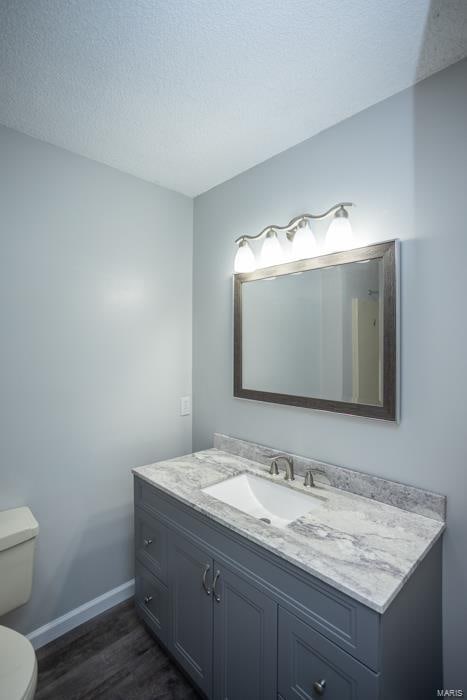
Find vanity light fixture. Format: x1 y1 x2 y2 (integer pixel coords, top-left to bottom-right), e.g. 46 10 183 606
290 219 319 261
324 205 355 253
234 202 354 272
260 230 283 267
234 239 256 273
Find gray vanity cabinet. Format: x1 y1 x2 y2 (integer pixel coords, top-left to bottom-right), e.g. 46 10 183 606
213 562 277 700
168 531 214 697
134 475 442 700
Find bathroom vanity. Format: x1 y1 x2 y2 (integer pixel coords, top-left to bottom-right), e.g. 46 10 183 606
133 435 445 700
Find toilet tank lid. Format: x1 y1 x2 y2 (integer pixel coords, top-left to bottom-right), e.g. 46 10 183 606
0 507 39 552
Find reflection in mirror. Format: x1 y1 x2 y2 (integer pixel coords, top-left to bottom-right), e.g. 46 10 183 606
242 259 382 405
234 240 398 421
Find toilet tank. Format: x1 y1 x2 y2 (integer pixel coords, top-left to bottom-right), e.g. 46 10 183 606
0 507 39 616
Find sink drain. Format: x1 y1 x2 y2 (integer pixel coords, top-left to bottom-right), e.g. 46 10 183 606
259 517 271 524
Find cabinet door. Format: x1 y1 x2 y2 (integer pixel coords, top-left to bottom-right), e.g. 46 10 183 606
168 531 213 697
213 562 277 700
278 608 379 700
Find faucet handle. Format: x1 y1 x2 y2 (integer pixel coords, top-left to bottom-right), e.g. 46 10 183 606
269 459 279 476
304 469 315 487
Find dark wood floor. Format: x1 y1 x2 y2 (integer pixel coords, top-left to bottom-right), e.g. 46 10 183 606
36 600 200 700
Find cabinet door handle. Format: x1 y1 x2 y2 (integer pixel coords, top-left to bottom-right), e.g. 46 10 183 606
144 595 153 605
202 564 211 596
213 570 221 602
143 537 153 547
312 679 326 695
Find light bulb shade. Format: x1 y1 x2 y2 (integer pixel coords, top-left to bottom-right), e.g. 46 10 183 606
260 232 283 267
291 221 319 260
234 240 256 273
325 213 354 253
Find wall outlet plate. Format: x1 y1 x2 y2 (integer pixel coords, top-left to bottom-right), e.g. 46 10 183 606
180 396 191 416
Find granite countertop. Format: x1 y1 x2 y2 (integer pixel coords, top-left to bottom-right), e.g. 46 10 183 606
133 448 445 613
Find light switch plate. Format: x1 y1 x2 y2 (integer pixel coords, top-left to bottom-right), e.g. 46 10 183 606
180 396 191 416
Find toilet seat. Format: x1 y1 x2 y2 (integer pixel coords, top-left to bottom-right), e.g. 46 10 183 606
0 625 37 700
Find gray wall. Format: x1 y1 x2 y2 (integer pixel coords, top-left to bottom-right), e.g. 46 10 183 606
0 125 193 634
193 58 467 686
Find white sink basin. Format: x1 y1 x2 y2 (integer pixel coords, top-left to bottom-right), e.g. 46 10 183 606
202 473 321 528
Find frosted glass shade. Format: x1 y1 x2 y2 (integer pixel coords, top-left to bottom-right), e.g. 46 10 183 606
234 241 256 273
260 232 283 267
325 215 354 252
291 221 319 260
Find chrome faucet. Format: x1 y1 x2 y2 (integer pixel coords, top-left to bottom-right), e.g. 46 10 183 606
270 455 294 481
304 469 315 487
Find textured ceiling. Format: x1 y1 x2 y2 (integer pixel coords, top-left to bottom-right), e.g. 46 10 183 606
1 0 467 196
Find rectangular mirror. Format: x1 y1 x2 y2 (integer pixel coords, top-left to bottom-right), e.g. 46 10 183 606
234 240 398 421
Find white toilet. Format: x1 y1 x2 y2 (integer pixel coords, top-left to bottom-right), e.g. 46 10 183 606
0 507 39 700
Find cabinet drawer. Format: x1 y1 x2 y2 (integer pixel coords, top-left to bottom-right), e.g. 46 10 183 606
135 562 168 645
135 506 168 583
278 608 379 700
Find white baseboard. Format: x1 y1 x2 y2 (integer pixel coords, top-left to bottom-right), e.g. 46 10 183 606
27 579 135 650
